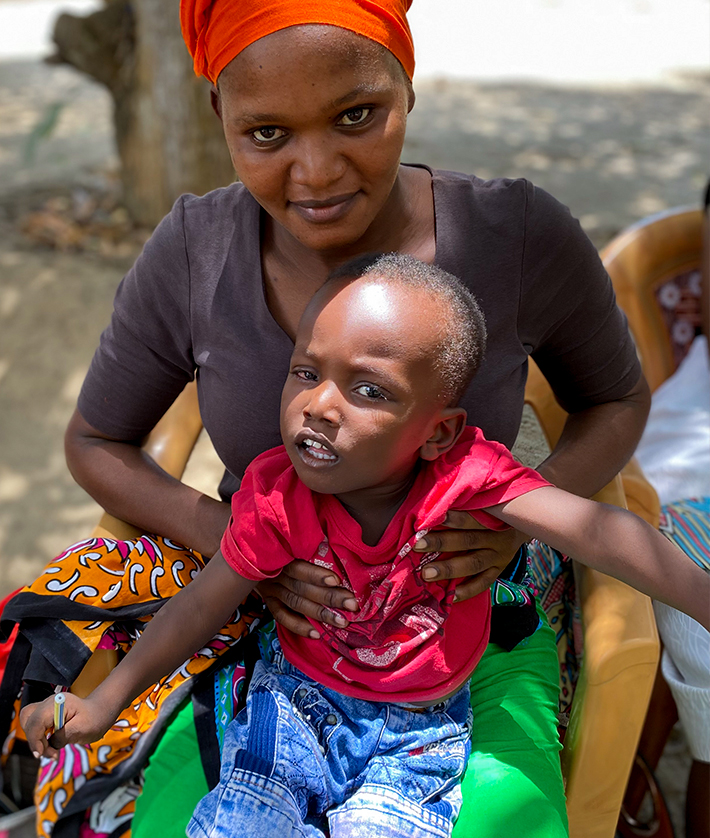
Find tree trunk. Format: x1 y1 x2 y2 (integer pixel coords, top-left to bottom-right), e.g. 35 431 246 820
51 0 234 226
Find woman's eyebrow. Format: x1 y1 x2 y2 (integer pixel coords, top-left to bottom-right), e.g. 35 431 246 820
330 83 386 109
230 112 282 127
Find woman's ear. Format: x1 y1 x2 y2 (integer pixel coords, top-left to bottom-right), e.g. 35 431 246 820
210 85 223 122
407 81 416 113
419 408 467 461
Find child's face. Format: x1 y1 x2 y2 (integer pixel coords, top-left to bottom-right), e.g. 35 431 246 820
280 278 453 497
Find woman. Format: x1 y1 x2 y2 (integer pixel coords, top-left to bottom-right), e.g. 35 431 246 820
0 1 651 836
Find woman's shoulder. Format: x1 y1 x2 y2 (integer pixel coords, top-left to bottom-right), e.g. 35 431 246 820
180 181 256 233
431 168 570 225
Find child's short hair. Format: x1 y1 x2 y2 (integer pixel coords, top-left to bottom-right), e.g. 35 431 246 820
326 253 487 405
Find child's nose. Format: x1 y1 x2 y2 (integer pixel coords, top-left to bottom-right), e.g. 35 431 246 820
303 382 341 426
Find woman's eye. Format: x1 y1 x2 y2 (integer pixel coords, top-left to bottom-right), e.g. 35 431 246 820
251 126 286 144
355 384 386 400
339 107 372 127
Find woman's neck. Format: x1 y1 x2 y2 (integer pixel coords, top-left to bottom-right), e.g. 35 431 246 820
268 166 434 278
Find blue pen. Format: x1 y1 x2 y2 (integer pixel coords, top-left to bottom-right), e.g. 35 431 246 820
53 693 66 732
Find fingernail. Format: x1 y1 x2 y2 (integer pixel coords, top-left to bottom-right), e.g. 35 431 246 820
421 567 438 580
323 575 338 587
309 629 321 639
335 614 348 627
343 598 357 611
452 592 460 603
32 751 40 760
414 538 428 550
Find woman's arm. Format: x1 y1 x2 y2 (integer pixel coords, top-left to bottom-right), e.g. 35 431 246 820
21 551 254 757
490 486 710 630
535 373 651 497
66 410 231 557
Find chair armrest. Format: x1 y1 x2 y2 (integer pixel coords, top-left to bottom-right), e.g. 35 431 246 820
90 382 203 541
620 458 661 529
562 475 660 838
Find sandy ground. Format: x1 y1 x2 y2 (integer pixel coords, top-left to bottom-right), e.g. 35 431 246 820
0 28 709 836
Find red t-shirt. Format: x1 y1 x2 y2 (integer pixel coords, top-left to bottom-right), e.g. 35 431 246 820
221 426 550 702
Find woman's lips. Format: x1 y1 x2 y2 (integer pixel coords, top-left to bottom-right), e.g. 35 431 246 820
290 193 358 224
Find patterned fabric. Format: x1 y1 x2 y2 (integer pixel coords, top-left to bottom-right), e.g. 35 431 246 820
527 542 580 715
0 536 266 838
658 497 710 571
0 535 556 837
655 496 710 761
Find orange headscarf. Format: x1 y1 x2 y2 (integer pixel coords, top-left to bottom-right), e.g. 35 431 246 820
180 0 415 86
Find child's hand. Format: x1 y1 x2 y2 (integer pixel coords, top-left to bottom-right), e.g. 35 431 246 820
20 693 117 759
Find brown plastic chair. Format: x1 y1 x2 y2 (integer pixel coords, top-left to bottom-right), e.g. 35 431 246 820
600 205 706 835
601 206 704 393
524 361 660 838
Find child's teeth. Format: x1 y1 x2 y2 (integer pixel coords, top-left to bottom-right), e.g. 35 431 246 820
303 439 336 459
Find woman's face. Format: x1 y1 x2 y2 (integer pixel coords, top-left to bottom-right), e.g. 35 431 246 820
217 25 413 253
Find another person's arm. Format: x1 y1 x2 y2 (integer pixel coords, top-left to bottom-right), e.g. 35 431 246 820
20 552 256 758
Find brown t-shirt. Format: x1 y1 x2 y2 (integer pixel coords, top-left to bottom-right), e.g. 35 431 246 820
78 168 640 501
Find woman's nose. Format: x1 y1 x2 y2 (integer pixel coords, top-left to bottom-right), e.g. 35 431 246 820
289 135 346 191
303 382 341 426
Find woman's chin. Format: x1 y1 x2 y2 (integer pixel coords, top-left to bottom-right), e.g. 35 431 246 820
281 206 377 254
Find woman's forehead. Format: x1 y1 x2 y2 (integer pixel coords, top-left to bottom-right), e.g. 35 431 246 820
218 24 405 94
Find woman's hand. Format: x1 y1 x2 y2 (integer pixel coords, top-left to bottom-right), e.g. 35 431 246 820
413 511 527 601
20 694 118 760
258 562 359 639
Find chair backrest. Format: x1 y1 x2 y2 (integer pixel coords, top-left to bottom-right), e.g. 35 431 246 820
600 207 703 393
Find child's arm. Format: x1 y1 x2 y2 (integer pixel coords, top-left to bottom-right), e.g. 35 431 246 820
21 551 256 758
488 487 710 631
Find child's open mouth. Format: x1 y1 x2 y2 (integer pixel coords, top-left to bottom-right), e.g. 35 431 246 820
297 437 339 466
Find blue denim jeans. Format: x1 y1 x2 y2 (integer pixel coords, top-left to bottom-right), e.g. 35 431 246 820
188 641 472 838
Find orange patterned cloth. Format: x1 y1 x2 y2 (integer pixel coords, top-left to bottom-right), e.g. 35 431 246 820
180 0 415 84
0 535 265 838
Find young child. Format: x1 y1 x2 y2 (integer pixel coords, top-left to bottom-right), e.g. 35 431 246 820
21 254 710 838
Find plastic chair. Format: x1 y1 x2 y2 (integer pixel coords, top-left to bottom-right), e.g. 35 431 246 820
524 361 660 838
601 206 704 394
600 205 706 835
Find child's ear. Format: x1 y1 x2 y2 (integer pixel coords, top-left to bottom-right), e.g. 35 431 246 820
419 408 467 461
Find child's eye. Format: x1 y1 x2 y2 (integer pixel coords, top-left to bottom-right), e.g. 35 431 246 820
354 384 387 400
338 107 372 127
294 369 318 382
251 126 287 144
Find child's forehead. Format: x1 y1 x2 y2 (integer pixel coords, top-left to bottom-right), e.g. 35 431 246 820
300 278 446 360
